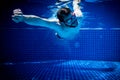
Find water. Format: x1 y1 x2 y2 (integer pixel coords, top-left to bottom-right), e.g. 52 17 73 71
0 0 120 80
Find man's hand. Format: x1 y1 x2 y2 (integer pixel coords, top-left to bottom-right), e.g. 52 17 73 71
73 0 83 17
13 9 23 15
12 9 24 23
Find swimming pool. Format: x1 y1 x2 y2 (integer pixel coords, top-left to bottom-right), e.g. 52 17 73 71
0 0 120 80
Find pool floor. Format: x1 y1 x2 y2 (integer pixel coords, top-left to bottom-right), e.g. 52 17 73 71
1 60 120 80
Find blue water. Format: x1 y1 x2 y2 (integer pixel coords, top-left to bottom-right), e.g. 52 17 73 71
0 0 120 80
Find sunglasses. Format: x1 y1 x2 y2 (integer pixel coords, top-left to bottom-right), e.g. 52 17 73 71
64 14 78 27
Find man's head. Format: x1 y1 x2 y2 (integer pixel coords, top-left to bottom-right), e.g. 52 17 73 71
57 7 78 28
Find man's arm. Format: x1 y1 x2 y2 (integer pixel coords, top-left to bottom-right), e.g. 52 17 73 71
19 15 57 27
12 9 60 31
73 0 83 17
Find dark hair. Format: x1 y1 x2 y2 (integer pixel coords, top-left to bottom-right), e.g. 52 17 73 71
57 7 71 22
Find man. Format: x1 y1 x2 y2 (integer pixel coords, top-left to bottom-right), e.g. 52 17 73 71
12 0 83 39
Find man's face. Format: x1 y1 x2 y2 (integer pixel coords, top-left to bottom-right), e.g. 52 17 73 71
63 13 78 27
